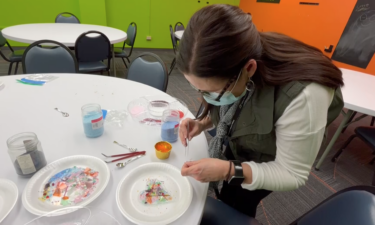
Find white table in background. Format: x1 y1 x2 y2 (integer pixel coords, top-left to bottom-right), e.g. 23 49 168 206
175 30 184 40
315 68 375 169
2 24 127 77
0 74 209 225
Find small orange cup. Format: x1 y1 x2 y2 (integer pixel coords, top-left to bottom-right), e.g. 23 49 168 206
155 141 172 160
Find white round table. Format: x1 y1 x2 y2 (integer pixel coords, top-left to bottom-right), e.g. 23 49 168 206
175 30 184 40
316 68 375 169
0 74 209 225
2 24 127 77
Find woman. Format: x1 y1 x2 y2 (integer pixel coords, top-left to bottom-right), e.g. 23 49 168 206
177 4 344 217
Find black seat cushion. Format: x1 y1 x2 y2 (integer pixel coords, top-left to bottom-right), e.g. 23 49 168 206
298 190 375 225
8 50 24 62
201 197 261 225
355 126 375 149
78 61 107 73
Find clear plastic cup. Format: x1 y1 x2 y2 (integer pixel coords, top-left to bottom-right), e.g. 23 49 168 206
127 98 148 118
169 98 188 119
161 109 180 143
82 103 104 138
148 100 170 117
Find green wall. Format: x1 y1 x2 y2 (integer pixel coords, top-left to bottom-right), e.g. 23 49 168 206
79 0 107 26
0 0 239 48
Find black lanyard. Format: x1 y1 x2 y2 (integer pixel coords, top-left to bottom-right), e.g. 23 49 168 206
227 89 252 138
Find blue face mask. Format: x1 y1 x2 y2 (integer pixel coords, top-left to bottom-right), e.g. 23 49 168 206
203 89 247 106
202 71 246 106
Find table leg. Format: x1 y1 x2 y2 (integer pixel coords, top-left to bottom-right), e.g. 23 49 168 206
315 109 355 170
112 44 116 77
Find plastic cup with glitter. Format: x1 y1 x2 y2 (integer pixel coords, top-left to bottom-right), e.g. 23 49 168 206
7 132 47 177
161 109 180 143
82 103 104 138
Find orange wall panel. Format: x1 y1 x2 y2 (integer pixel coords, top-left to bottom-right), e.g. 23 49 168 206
239 0 375 75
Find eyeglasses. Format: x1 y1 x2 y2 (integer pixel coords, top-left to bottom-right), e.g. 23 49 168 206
189 83 210 95
189 71 242 102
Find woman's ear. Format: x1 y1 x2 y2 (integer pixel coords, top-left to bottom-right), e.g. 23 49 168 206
244 59 257 78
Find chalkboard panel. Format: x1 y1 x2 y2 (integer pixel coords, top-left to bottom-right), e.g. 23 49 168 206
257 0 280 3
332 0 375 69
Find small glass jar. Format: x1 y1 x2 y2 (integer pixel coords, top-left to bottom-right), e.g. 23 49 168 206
82 103 104 138
7 132 47 177
161 109 180 143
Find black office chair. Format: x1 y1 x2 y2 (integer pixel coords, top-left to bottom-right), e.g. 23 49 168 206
341 111 375 133
174 22 185 32
114 22 137 69
169 25 178 75
75 31 111 74
0 30 24 75
127 52 168 92
332 126 375 185
290 186 375 225
201 197 261 225
55 12 80 24
22 40 78 74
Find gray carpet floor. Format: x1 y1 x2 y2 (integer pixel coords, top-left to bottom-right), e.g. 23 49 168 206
1 47 374 225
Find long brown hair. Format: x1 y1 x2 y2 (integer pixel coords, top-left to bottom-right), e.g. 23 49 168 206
176 4 343 119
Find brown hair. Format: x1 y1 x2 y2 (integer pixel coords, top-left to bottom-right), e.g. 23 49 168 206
176 4 343 119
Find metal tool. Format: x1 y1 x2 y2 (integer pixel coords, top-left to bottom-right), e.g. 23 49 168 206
54 108 69 117
185 122 189 161
116 154 144 168
103 151 145 163
113 141 137 152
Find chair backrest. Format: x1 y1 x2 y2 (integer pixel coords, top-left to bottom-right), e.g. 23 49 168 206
174 22 185 32
169 25 177 53
127 52 168 92
75 31 111 64
0 30 6 47
55 12 80 24
291 185 375 225
22 40 78 74
0 30 13 62
125 22 137 47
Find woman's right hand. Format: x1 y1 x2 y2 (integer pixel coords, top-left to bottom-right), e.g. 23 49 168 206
179 118 204 146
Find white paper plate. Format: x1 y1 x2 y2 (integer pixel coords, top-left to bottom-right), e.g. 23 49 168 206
116 162 193 225
0 179 18 223
0 80 4 88
22 155 110 216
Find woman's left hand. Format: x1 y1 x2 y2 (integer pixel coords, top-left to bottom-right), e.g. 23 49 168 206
181 158 230 182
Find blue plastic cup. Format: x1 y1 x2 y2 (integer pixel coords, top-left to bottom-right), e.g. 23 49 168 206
161 109 180 143
81 103 104 138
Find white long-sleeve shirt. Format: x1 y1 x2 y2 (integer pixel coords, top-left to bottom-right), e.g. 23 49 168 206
241 83 335 191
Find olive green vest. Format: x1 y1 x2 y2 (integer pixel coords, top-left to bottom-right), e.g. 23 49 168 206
210 81 344 163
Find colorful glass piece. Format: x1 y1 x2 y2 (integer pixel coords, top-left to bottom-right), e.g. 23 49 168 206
140 179 172 205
